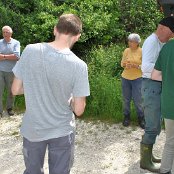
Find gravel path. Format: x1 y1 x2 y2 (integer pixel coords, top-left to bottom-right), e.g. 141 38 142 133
0 114 166 174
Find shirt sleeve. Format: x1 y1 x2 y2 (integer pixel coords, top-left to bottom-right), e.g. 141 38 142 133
121 49 128 67
13 40 20 58
12 45 29 80
141 38 158 73
73 63 90 97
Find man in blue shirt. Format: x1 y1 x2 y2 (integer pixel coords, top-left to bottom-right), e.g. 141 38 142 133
0 26 20 117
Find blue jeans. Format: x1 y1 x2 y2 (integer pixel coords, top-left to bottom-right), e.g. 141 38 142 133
121 77 144 118
141 78 162 145
23 133 75 174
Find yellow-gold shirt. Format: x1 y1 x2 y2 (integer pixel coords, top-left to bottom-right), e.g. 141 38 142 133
121 47 142 80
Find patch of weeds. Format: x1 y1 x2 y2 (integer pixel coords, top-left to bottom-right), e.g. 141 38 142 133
11 131 19 136
125 129 132 134
131 125 137 131
87 130 93 134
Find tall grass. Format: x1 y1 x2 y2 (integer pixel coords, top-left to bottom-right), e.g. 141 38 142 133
3 90 25 113
84 75 123 122
14 95 25 112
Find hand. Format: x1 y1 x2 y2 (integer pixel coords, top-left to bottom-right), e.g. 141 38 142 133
122 60 130 68
131 64 139 69
122 62 127 67
125 62 132 69
0 54 4 60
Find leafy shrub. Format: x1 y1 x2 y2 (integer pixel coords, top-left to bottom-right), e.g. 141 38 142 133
84 44 124 121
87 44 124 77
0 0 163 49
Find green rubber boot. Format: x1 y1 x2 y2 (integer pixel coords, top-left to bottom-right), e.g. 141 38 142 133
140 143 160 173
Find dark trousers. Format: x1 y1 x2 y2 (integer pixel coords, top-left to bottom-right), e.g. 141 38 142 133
0 71 14 113
23 133 75 174
121 77 144 118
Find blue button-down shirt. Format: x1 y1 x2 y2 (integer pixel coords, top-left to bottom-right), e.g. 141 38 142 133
0 38 20 72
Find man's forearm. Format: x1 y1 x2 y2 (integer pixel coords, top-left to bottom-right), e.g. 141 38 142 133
0 54 19 61
69 96 86 116
151 69 162 81
4 54 19 61
11 78 24 95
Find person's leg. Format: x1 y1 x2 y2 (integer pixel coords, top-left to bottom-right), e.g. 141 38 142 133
121 77 132 126
4 72 14 115
48 133 75 174
131 78 145 129
23 137 47 174
160 119 174 174
0 71 5 115
140 79 162 172
141 79 162 144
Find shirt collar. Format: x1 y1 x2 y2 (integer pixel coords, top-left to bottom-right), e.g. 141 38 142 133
3 38 12 44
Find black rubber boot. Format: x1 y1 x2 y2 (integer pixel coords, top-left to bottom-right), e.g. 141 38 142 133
138 116 145 129
7 108 14 116
122 115 130 127
140 143 160 173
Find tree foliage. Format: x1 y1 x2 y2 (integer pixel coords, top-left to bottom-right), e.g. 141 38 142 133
0 0 163 49
0 0 164 120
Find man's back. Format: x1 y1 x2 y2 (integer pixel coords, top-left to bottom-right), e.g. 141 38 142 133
13 43 89 142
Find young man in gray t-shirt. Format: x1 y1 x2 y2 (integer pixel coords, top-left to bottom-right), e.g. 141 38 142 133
12 14 90 174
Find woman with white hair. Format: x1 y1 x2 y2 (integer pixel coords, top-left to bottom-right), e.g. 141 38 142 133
121 33 145 129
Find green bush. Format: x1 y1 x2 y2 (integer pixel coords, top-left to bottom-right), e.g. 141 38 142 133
87 44 124 77
0 0 163 48
0 0 163 122
84 44 123 121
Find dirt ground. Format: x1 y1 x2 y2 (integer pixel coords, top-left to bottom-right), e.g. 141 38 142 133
0 114 167 174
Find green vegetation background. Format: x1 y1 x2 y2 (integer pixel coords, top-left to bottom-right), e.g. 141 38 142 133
0 0 163 123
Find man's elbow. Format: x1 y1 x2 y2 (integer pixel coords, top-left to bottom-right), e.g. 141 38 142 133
11 86 23 95
11 87 19 95
74 104 86 117
74 108 85 116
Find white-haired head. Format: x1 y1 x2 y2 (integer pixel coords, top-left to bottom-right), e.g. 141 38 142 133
2 26 13 33
128 33 141 43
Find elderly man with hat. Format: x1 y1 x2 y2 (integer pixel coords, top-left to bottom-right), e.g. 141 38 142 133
140 17 174 173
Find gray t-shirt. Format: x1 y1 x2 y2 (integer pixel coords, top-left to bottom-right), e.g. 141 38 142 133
13 43 90 142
